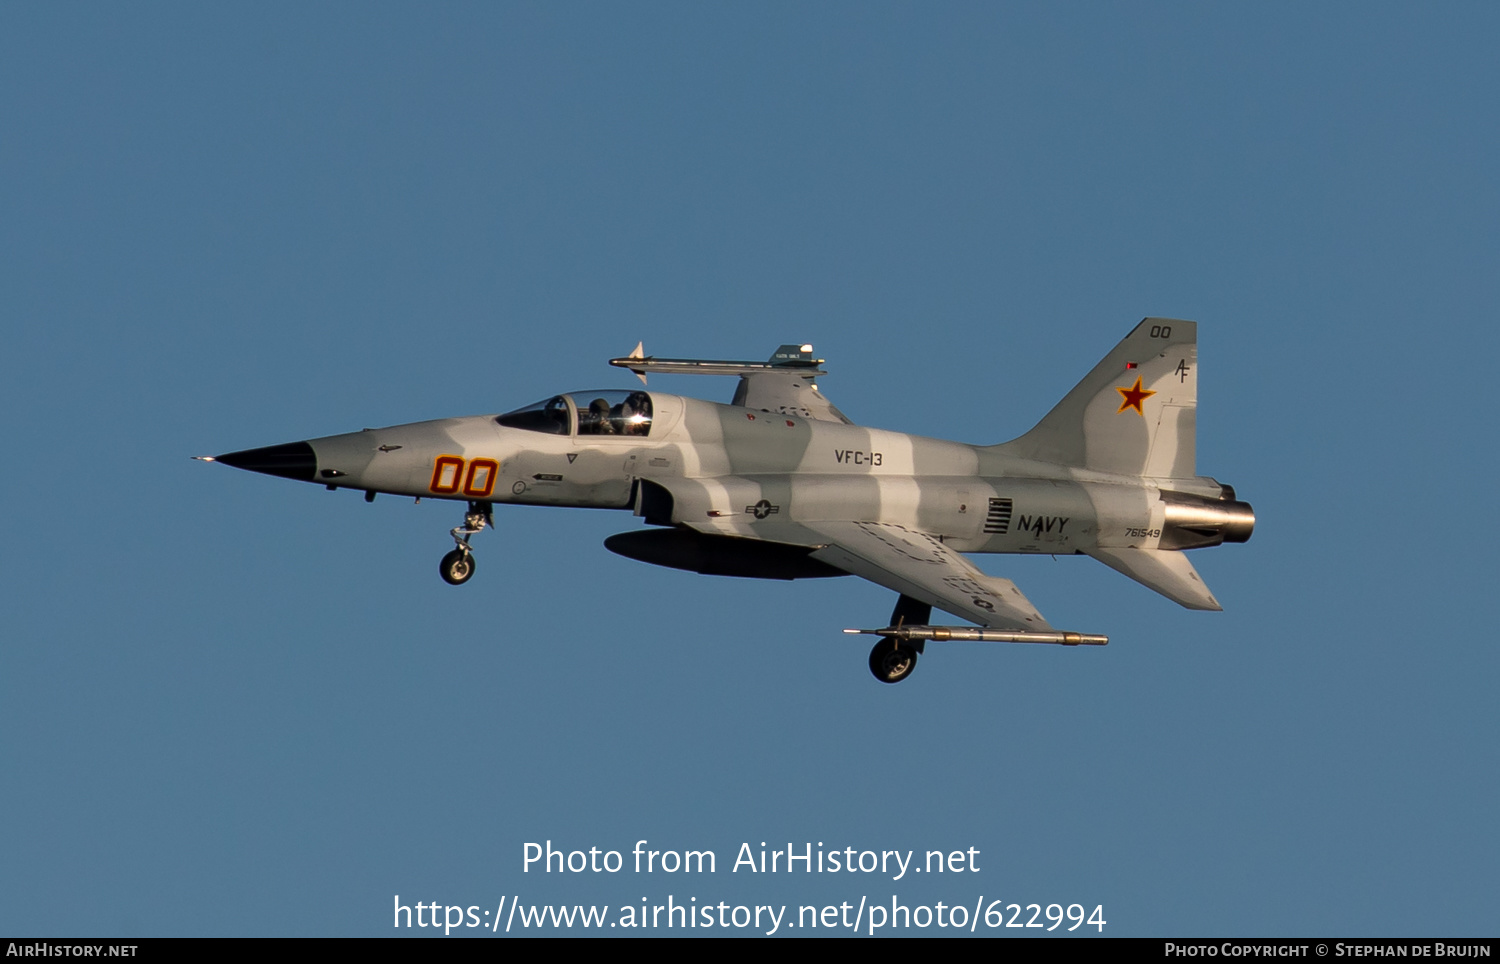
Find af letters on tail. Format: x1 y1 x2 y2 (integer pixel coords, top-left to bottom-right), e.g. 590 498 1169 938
201 319 1253 683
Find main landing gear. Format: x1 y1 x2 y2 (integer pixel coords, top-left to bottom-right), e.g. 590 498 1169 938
439 501 492 586
869 638 918 684
867 594 932 684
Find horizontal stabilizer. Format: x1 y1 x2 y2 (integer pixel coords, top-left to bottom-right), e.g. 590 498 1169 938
1085 546 1222 611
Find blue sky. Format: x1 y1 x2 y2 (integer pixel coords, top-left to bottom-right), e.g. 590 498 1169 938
3 2 1496 937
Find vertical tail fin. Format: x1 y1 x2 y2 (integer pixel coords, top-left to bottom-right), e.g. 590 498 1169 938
997 318 1198 478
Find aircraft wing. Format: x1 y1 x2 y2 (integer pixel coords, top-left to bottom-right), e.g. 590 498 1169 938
801 521 1054 631
731 371 851 424
654 477 1048 628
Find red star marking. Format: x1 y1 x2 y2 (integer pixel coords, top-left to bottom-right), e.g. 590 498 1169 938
1115 376 1156 416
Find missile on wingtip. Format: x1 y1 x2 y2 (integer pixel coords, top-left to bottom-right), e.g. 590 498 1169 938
844 626 1109 646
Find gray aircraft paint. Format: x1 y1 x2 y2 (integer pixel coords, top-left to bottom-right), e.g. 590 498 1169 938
207 319 1253 681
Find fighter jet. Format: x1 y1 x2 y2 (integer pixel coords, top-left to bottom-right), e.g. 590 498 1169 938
201 319 1253 683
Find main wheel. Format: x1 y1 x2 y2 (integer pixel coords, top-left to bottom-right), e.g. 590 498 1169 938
440 549 475 586
869 638 918 684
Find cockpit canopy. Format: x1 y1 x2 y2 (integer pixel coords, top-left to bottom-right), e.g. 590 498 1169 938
495 391 653 437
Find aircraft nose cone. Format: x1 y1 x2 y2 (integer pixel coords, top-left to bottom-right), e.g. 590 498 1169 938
215 441 317 482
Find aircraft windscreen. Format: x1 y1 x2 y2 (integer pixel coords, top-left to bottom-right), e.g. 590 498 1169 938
494 392 652 436
495 396 571 435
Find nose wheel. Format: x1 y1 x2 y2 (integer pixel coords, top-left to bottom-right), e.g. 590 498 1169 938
440 548 475 585
439 501 492 586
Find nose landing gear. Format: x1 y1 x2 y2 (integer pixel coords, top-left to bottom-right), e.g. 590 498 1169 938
440 501 492 586
439 549 475 585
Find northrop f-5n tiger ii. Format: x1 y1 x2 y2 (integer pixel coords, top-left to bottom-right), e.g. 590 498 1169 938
201 319 1253 683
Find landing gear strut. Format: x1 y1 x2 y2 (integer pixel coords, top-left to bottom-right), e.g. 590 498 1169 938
439 501 492 586
866 594 932 683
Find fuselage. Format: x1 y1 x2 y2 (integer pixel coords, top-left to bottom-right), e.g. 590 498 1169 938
210 320 1257 674
234 390 1247 558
